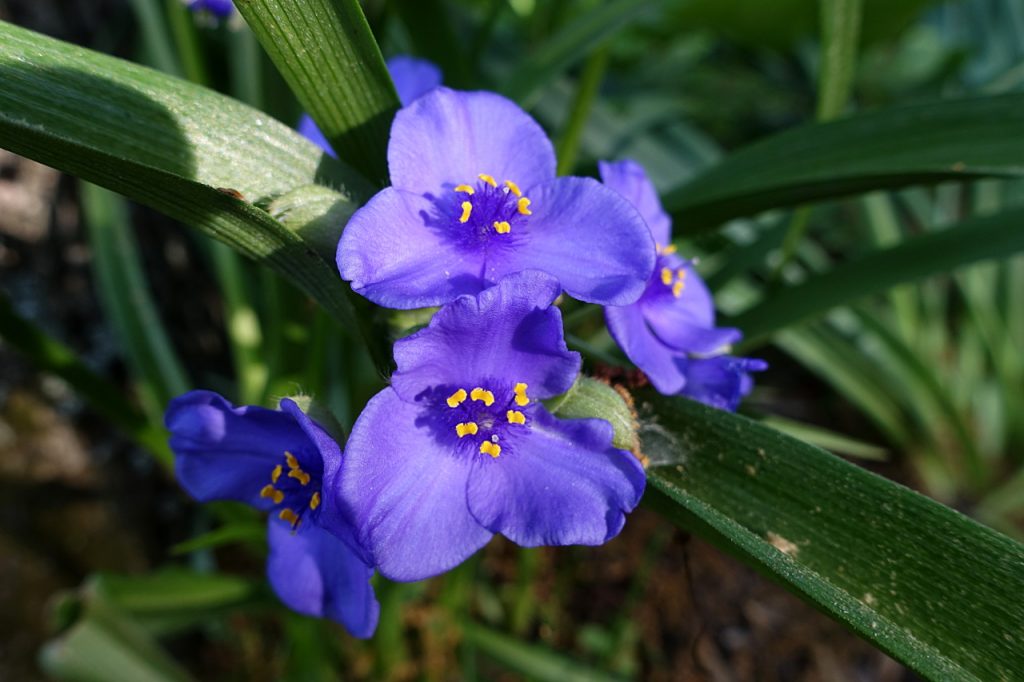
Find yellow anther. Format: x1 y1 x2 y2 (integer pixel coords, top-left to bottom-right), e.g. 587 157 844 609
288 468 311 486
493 220 511 234
517 197 532 215
285 451 299 470
677 268 687 279
260 485 285 505
459 201 473 223
455 422 479 438
447 388 467 408
310 492 321 510
480 441 502 458
504 180 522 197
661 267 673 286
514 382 530 406
657 243 677 255
478 173 497 187
279 508 300 526
506 410 526 425
672 280 685 298
270 465 282 484
470 387 495 406
454 184 475 195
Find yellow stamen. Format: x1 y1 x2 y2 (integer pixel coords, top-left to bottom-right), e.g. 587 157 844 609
447 388 467 408
285 451 299 470
270 465 282 484
493 220 511 234
478 173 497 187
279 508 300 526
517 197 532 215
260 485 285 505
659 244 677 255
514 382 530 406
672 280 685 298
455 422 479 438
470 387 495 406
480 441 501 458
661 267 673 286
454 184 475 195
504 180 522 197
677 268 686 279
310 492 321 510
459 201 473 223
506 410 526 425
288 468 311 486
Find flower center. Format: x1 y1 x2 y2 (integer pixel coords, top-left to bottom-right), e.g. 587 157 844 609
451 173 533 239
443 381 532 458
652 249 687 299
258 450 322 529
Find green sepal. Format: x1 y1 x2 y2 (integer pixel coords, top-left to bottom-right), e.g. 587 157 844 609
546 376 640 453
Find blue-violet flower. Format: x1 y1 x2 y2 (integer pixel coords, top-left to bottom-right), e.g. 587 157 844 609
337 88 655 309
299 55 442 157
165 391 379 637
187 0 235 19
599 159 766 410
340 271 647 581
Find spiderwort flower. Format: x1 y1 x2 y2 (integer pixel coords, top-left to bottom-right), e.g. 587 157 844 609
600 159 766 408
340 271 646 581
337 88 655 309
165 391 379 637
299 55 443 157
186 0 235 19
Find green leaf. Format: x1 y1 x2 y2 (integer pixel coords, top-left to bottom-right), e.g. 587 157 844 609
501 0 665 107
663 95 1024 231
815 0 863 121
462 623 625 682
641 392 1024 681
81 183 190 419
234 0 399 183
728 207 1024 343
0 21 385 369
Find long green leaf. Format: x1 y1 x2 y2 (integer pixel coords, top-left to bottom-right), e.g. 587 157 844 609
728 207 1024 343
816 0 862 121
234 0 399 183
0 22 384 368
664 95 1024 231
641 392 1024 681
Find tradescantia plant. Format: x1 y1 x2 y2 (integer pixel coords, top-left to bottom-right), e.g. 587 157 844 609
1 0 1023 679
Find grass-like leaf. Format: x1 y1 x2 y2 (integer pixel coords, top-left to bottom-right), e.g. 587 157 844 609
641 392 1024 681
234 0 400 184
664 95 1024 231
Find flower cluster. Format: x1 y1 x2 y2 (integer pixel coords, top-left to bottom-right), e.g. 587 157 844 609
165 56 765 639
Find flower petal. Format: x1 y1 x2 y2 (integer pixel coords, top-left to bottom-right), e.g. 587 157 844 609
598 159 672 247
386 55 443 106
267 522 380 638
340 389 493 581
466 408 645 547
681 355 768 411
392 271 579 402
641 262 740 354
388 87 555 197
507 177 655 305
297 114 335 157
605 304 689 394
165 390 305 508
337 187 487 308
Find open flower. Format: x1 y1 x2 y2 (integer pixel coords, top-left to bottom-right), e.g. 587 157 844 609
299 55 442 157
339 272 646 581
337 88 655 309
600 159 766 408
165 391 379 637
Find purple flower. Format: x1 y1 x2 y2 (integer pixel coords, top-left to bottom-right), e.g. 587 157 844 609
299 55 442 158
339 272 646 581
600 160 766 408
336 88 655 309
165 391 379 637
187 0 234 19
